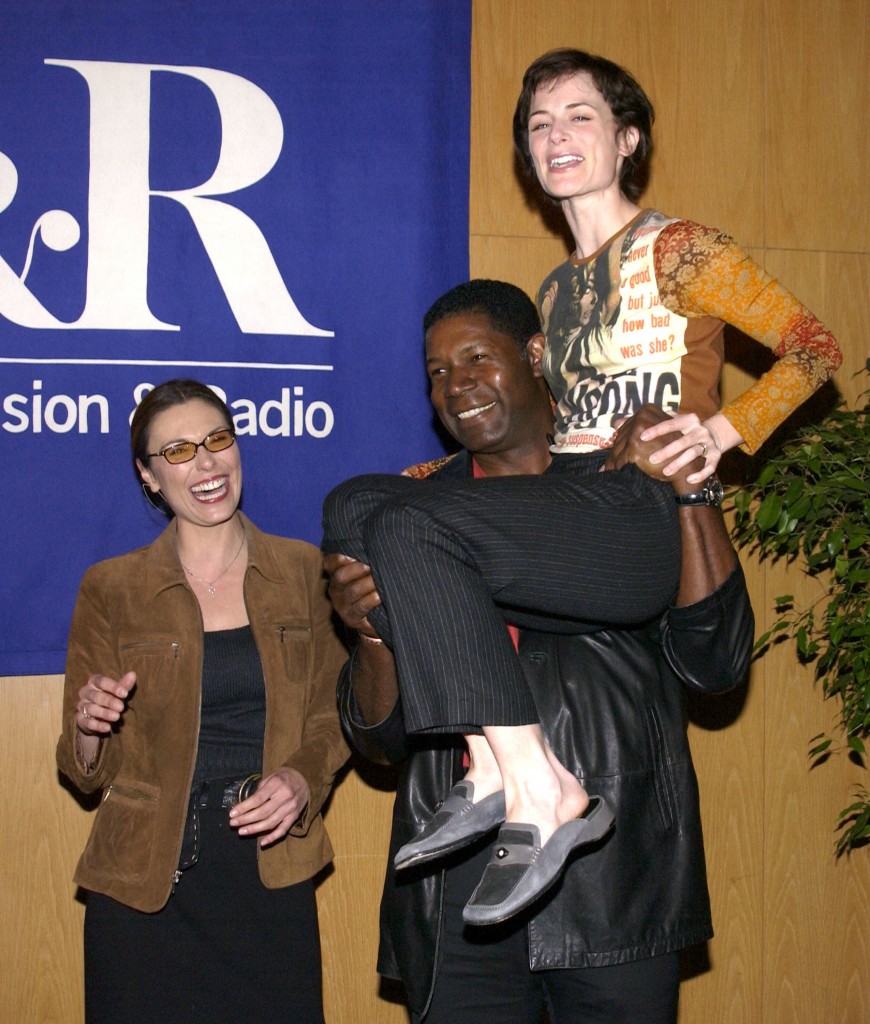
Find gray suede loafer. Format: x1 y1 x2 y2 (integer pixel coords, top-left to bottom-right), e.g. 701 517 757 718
394 780 507 871
462 796 615 925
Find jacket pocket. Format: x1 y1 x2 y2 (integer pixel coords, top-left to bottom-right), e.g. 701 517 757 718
275 623 312 681
81 777 160 884
645 705 677 832
119 634 181 707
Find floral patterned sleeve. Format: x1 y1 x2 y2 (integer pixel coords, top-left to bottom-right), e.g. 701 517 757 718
655 220 842 454
401 454 455 478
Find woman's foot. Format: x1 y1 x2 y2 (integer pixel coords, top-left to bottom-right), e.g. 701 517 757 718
486 724 589 848
393 733 506 870
462 796 615 925
461 731 504 801
393 779 506 870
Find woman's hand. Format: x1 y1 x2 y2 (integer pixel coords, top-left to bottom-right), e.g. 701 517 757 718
229 768 310 848
639 411 743 484
76 671 136 735
74 670 135 772
323 552 382 638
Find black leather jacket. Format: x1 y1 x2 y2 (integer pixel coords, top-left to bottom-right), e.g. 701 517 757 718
337 452 754 1017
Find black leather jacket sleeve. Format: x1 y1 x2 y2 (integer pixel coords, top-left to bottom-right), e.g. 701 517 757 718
336 646 409 765
660 563 754 694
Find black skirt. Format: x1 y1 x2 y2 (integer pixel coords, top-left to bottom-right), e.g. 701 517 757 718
84 806 324 1024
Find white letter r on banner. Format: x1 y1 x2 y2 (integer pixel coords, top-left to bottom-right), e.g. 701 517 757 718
44 59 333 336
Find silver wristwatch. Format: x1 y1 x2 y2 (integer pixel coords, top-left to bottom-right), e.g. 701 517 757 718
673 476 724 507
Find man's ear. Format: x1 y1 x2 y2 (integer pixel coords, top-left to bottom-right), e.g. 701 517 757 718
526 333 546 377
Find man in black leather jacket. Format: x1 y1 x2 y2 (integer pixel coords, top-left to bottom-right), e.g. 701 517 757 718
327 280 753 1023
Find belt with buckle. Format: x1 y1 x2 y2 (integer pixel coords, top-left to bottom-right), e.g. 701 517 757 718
196 772 262 810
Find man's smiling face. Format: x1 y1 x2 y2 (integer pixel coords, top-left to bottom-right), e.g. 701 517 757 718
425 311 549 458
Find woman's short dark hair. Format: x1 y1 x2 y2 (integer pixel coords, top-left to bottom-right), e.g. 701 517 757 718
131 379 233 512
512 48 655 203
423 279 541 357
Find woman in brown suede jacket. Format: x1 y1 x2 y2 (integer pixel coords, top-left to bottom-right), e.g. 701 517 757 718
56 379 348 1024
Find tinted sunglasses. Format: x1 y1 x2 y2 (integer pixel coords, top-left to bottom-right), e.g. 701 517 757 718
148 427 236 465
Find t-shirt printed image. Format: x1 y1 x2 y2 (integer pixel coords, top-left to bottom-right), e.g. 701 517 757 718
539 210 690 451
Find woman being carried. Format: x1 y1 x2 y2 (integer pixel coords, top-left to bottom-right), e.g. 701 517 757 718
322 49 840 926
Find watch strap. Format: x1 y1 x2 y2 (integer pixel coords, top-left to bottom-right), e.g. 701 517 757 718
673 476 724 507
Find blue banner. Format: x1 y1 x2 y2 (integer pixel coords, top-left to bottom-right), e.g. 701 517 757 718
0 1 470 674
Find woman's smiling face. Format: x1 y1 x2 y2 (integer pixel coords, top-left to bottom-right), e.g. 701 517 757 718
527 72 637 204
137 398 242 530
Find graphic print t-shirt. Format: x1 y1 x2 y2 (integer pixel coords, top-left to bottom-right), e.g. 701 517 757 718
538 209 723 452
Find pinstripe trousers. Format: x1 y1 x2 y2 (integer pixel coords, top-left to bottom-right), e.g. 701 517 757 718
322 454 680 734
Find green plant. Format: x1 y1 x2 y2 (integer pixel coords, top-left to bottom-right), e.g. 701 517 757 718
730 363 870 855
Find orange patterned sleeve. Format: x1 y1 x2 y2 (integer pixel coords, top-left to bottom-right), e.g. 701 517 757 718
654 220 842 454
401 454 456 478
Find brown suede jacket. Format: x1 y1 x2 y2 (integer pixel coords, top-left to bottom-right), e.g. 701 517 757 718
56 513 349 912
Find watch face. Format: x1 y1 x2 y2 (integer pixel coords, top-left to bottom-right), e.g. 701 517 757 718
674 475 725 506
706 476 725 506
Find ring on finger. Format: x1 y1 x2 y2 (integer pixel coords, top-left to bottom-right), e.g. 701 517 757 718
697 441 709 458
82 702 91 719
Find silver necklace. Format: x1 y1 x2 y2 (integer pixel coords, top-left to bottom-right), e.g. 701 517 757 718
181 534 245 597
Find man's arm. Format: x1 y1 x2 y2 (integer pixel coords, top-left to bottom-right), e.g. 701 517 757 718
326 553 410 763
605 404 737 601
605 405 754 691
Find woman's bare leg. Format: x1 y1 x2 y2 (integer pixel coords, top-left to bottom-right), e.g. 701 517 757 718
462 733 504 800
482 724 588 846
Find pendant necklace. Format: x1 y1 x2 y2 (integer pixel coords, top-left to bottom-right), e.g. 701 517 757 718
181 533 245 597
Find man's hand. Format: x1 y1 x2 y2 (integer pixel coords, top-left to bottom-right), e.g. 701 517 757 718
323 552 383 637
602 405 705 496
324 554 398 726
605 405 737 606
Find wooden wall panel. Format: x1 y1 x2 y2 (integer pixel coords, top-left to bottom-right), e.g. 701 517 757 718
765 0 870 252
470 0 765 245
318 769 406 1024
1 675 90 1024
680 550 766 1023
469 235 568 306
760 559 870 1024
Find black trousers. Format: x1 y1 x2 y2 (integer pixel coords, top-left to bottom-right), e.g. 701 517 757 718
322 454 679 734
416 842 680 1024
84 807 324 1024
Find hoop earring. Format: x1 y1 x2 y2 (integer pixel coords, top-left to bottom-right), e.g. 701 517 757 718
141 483 164 511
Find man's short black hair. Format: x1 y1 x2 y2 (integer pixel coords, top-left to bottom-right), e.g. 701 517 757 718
423 279 541 356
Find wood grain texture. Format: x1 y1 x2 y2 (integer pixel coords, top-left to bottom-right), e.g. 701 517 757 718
764 0 870 252
318 766 408 1024
470 0 766 244
682 541 765 1023
0 675 90 1024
